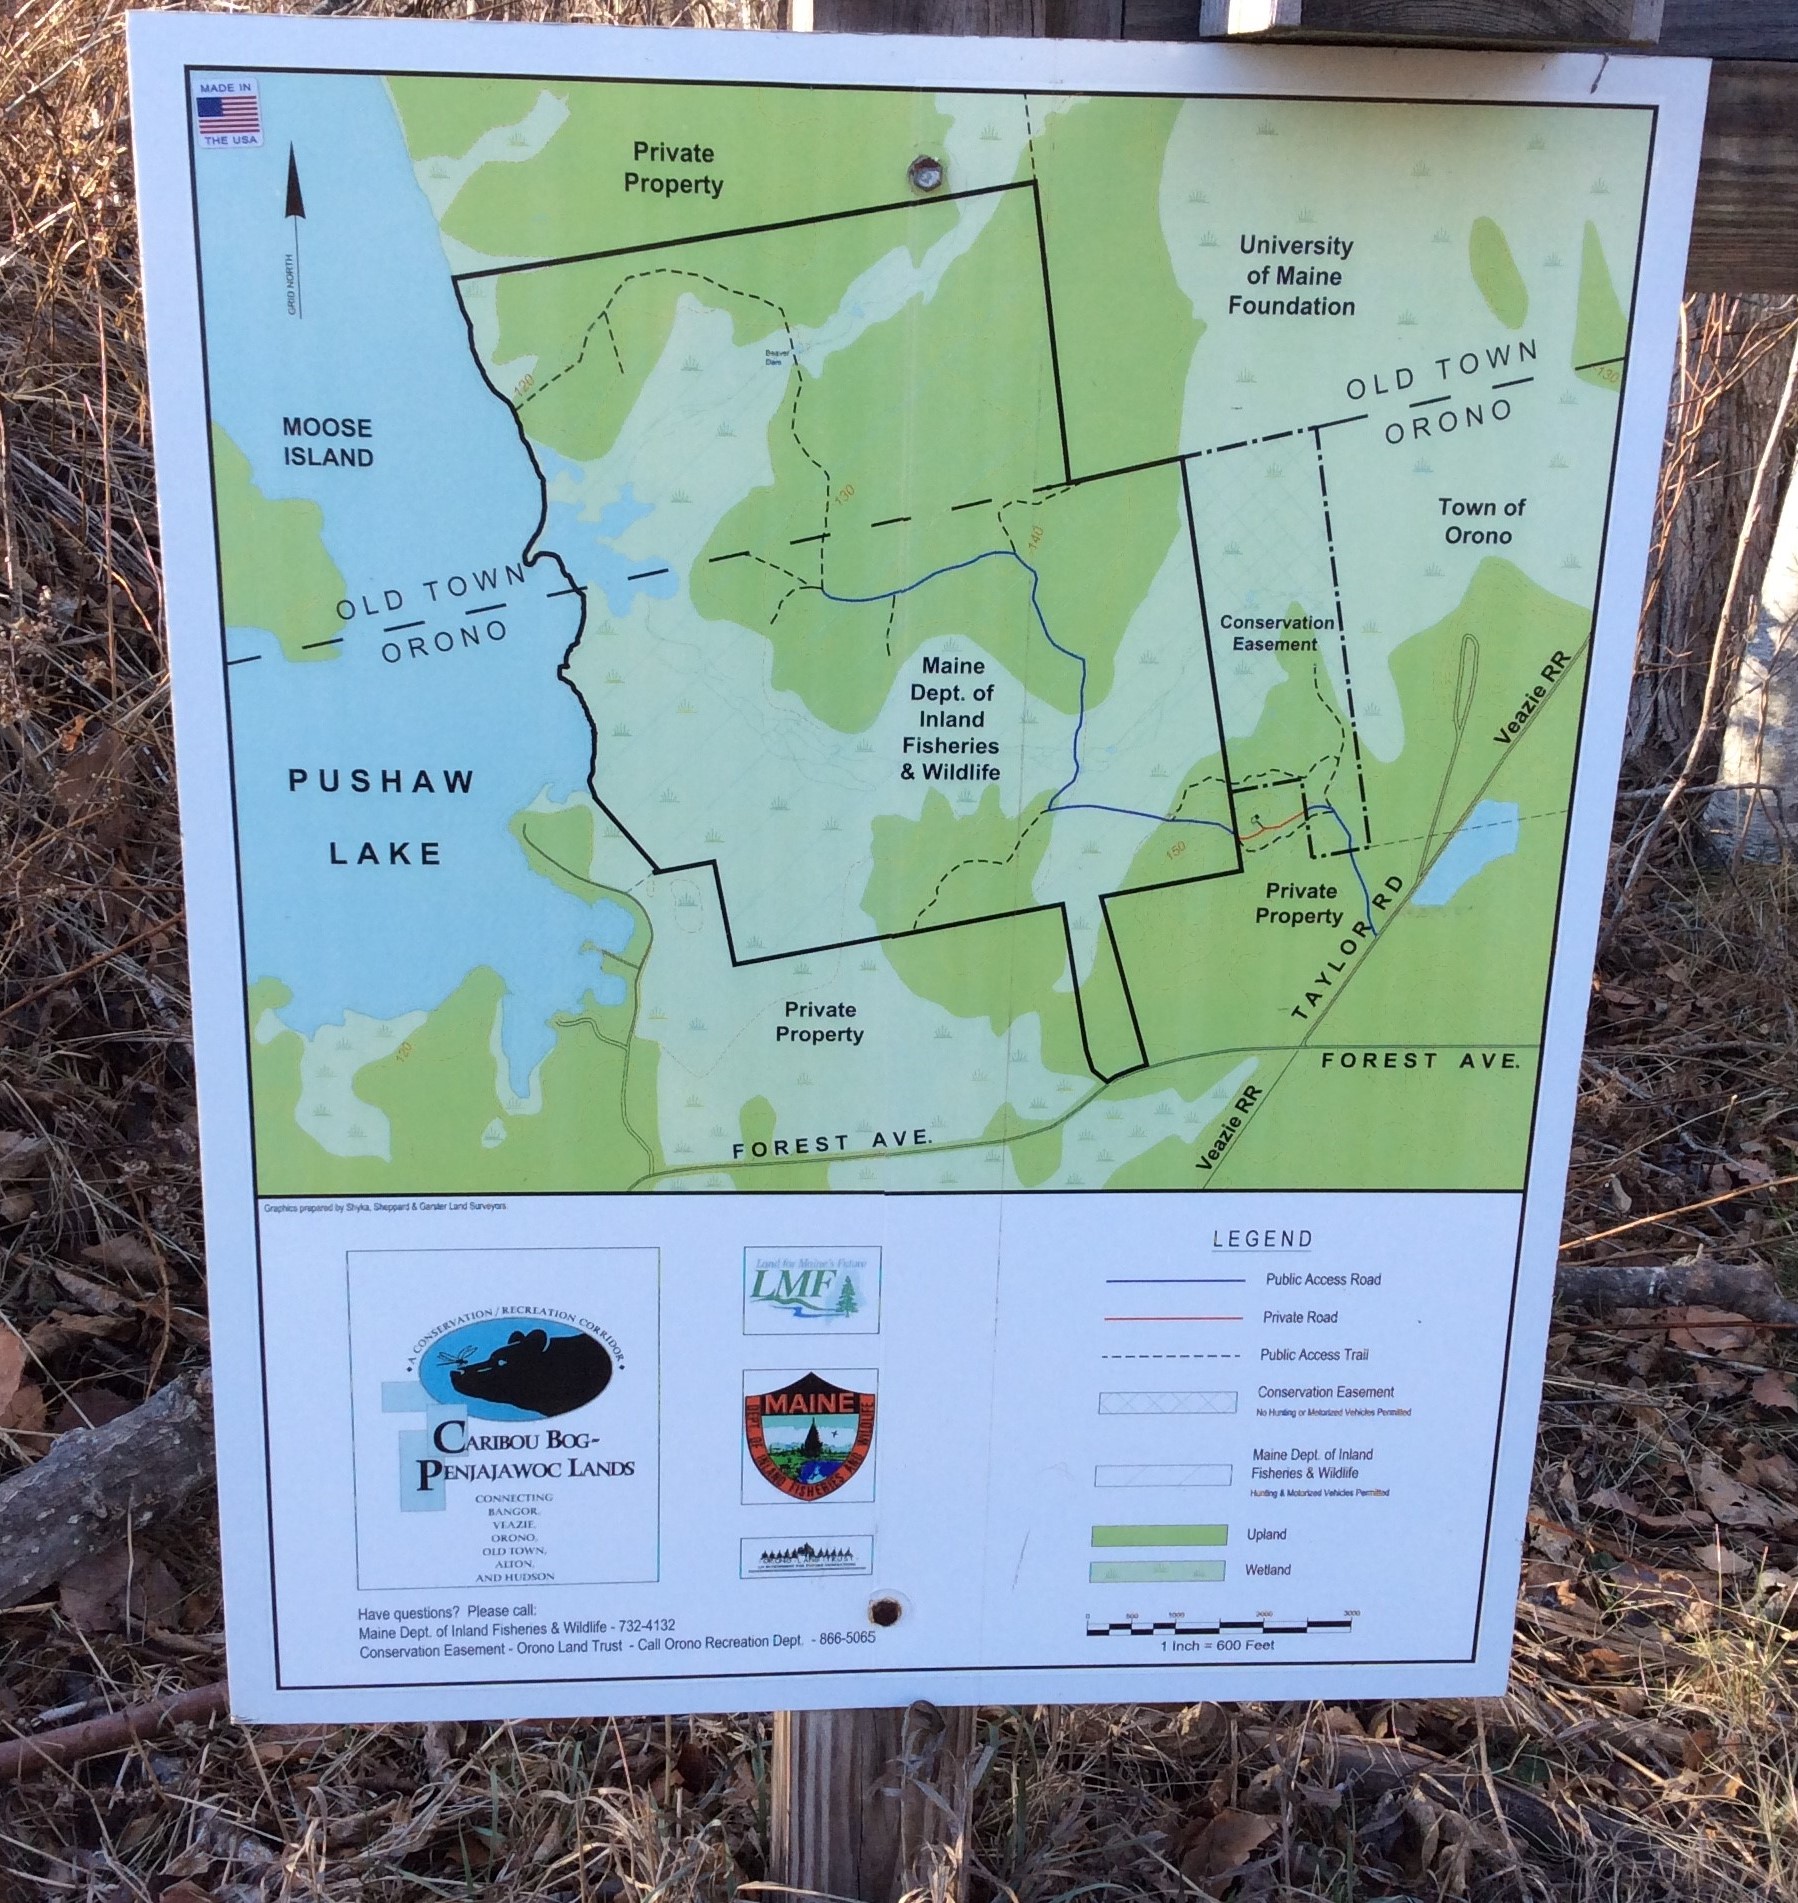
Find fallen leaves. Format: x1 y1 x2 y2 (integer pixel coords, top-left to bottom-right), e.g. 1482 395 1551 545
1587 1486 1704 1531
51 724 139 849
1750 1368 1798 1411
1667 1307 1758 1354
56 1262 139 1314
1575 1643 1637 1680
0 1320 47 1446
1694 1459 1790 1532
82 1233 160 1279
58 1544 182 1635
0 1324 25 1414
35 1246 208 1350
1740 1448 1798 1493
155 1882 216 1903
1179 1808 1277 1888
52 1386 135 1433
0 1131 47 1180
1689 1532 1758 1578
1695 1362 1747 1399
24 1307 135 1358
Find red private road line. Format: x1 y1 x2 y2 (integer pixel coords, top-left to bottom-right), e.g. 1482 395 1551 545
1236 809 1304 844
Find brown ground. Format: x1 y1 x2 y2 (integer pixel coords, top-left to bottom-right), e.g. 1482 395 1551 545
2 3 1795 1898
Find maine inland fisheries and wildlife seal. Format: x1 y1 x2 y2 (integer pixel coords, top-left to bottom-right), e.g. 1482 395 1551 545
447 1326 613 1418
744 1372 876 1501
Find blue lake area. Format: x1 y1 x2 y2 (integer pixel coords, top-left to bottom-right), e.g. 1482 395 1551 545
1414 801 1521 907
194 74 630 1093
538 463 679 619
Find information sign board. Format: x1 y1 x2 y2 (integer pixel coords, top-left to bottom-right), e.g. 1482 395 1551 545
128 12 1705 1718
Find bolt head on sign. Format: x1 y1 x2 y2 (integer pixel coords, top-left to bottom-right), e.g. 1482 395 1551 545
908 154 945 193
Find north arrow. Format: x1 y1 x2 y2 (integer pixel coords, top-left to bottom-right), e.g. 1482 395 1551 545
284 145 305 318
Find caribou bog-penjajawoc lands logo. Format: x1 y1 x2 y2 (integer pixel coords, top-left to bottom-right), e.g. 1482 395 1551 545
415 1311 620 1422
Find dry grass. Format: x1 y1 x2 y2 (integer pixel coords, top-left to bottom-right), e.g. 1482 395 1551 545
4 3 1798 1899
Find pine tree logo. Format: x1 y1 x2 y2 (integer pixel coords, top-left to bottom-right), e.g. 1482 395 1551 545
742 1251 879 1332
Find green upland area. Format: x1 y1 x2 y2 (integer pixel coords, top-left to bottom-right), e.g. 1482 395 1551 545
211 427 345 663
392 76 955 264
1032 96 1203 475
1575 219 1629 388
1102 558 1590 1190
249 887 660 1196
241 75 1648 1198
688 189 1067 704
1469 216 1529 330
488 192 963 467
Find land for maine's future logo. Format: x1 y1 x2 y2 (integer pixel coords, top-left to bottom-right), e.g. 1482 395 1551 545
743 1246 881 1335
744 1372 876 1501
420 1314 614 1421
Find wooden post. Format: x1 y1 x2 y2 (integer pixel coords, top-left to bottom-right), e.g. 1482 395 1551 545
765 0 1114 1878
769 1704 980 1902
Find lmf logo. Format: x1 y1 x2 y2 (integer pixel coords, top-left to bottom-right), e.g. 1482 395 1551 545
743 1246 880 1336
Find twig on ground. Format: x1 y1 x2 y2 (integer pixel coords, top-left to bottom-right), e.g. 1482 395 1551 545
1559 1175 1798 1251
0 1679 226 1781
1555 1258 1798 1327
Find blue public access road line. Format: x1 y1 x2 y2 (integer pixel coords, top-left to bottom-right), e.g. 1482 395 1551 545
818 548 1376 930
1307 803 1376 929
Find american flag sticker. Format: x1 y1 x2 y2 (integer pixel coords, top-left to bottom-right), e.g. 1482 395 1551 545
194 80 262 149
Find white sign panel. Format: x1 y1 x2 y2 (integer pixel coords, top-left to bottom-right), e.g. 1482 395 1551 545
128 11 1705 1718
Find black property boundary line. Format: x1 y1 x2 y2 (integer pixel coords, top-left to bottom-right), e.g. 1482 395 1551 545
444 181 1253 1093
451 179 1026 283
210 74 1430 1053
450 168 1353 485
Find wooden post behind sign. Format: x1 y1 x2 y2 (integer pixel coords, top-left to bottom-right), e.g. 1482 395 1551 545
763 0 1118 1878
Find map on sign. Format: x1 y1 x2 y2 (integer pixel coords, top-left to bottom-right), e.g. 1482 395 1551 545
134 16 1703 1723
197 63 1644 1200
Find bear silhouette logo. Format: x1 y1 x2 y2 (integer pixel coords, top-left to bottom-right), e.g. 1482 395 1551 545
420 1315 615 1421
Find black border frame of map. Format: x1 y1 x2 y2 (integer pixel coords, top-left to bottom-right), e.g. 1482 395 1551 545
183 68 1655 1690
